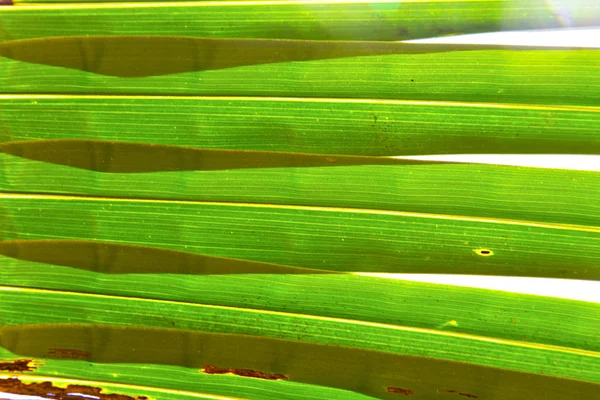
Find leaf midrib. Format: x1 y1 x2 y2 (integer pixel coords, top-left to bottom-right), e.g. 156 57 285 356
3 94 600 113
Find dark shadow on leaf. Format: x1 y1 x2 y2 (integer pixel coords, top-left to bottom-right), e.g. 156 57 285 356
1 324 597 400
0 139 444 173
0 36 550 77
0 240 337 275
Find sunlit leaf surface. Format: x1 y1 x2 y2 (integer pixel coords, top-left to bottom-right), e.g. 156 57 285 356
1 1 599 399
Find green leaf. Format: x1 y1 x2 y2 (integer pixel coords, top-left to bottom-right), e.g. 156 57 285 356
2 273 599 352
1 40 599 106
3 151 600 227
2 193 599 279
2 95 599 156
2 1 600 399
4 0 600 42
1 282 599 399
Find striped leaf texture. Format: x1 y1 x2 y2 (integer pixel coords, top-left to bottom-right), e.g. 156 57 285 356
0 1 599 400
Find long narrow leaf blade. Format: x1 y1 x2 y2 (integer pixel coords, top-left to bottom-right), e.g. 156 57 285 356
2 154 600 227
2 96 599 156
1 282 599 399
3 1 600 42
2 193 599 278
1 41 598 106
2 274 599 352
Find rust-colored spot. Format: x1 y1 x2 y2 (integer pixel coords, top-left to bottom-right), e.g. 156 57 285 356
441 389 478 398
203 364 289 380
47 348 90 360
388 386 414 395
0 359 35 372
0 378 148 400
510 318 516 324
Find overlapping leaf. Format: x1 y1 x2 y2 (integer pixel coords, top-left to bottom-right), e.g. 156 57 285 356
1 39 599 107
1 1 600 400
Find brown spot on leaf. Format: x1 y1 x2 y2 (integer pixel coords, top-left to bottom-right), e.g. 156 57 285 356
67 384 102 396
47 348 90 360
388 386 414 395
0 359 35 372
0 378 149 400
203 364 289 380
441 389 477 398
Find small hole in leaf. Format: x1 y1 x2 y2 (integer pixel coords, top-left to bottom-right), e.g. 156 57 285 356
475 249 493 256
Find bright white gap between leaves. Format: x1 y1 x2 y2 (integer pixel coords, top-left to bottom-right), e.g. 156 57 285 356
358 274 600 304
405 27 600 48
395 154 600 171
